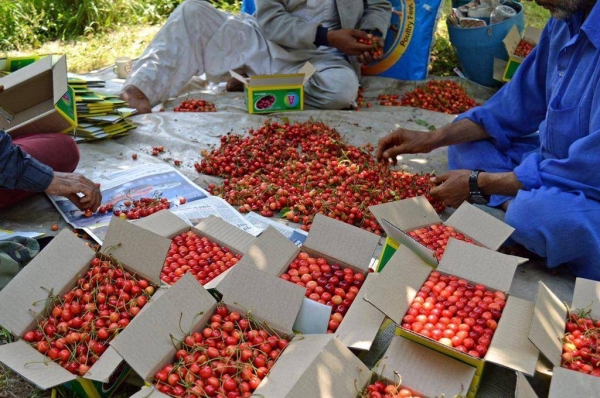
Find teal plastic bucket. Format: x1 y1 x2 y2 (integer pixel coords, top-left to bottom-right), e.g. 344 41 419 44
447 2 524 87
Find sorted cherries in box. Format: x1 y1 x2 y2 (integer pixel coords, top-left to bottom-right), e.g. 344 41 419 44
514 39 536 58
361 378 422 398
152 304 290 397
279 252 365 333
407 224 478 261
22 256 156 376
401 271 506 359
161 231 242 286
561 310 600 377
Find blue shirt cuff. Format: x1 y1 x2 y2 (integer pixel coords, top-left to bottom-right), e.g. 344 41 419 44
513 152 543 191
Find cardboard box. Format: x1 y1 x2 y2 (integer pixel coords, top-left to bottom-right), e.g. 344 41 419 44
363 240 539 396
369 196 515 269
134 210 256 290
112 268 370 397
235 213 386 350
529 278 600 395
0 54 77 137
493 26 542 83
372 336 476 398
0 217 171 397
229 63 316 114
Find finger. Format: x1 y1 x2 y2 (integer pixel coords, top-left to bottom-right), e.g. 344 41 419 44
362 52 375 64
351 29 370 40
357 54 367 65
376 133 398 162
431 173 449 185
381 146 407 165
67 193 86 210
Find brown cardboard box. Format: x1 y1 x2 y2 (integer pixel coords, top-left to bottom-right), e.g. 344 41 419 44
234 213 386 350
134 210 256 289
363 240 539 395
529 278 600 396
0 55 77 137
373 336 476 398
113 267 370 397
370 196 516 267
0 217 171 393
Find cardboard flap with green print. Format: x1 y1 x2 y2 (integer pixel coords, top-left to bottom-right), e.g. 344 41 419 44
0 55 77 137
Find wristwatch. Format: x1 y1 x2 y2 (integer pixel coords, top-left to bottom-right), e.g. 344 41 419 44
469 170 489 205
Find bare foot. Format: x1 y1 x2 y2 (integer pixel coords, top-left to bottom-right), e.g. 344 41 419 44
226 76 246 92
120 85 152 114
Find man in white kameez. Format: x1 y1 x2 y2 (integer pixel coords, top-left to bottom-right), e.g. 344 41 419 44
121 0 392 113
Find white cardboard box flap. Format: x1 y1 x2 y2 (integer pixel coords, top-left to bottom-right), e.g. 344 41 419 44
85 346 123 383
571 277 600 320
515 372 538 398
248 74 304 87
380 218 438 266
486 296 539 375
369 196 440 232
110 273 216 381
193 215 256 255
0 340 76 390
364 245 432 325
335 272 386 351
528 282 567 367
253 334 370 398
237 226 299 277
445 202 514 250
217 265 305 335
134 209 190 239
0 229 94 336
439 239 518 293
101 216 172 285
549 367 600 398
303 214 379 272
379 336 476 398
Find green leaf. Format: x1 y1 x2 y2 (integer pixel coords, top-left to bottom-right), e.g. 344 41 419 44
279 207 292 217
414 119 429 127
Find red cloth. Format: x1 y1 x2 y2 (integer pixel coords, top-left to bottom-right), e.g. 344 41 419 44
0 133 80 209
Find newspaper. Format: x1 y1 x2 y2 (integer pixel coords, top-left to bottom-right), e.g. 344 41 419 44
244 212 308 246
49 163 259 244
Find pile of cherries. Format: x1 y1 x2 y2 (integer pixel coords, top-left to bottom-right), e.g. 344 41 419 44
362 379 422 398
514 39 535 58
279 252 365 333
196 120 444 233
153 304 291 397
561 312 600 377
23 256 155 375
358 36 383 60
97 196 171 220
378 80 478 114
161 232 243 286
408 224 477 261
174 98 217 112
401 271 506 358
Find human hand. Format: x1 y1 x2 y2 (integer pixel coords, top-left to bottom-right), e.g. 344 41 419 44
357 35 384 64
44 172 102 211
376 128 436 164
327 29 374 56
429 170 471 209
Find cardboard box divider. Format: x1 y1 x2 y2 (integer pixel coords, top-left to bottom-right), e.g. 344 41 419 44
134 210 256 289
375 336 476 398
229 62 316 114
235 214 386 350
528 277 600 395
515 372 538 398
113 269 370 397
0 55 77 137
363 240 539 395
548 367 600 398
0 216 172 391
369 197 515 267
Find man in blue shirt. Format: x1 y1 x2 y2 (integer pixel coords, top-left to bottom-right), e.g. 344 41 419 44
0 86 102 211
377 0 600 280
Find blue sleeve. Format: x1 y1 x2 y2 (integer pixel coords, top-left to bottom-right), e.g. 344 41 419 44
0 132 54 192
455 21 555 152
